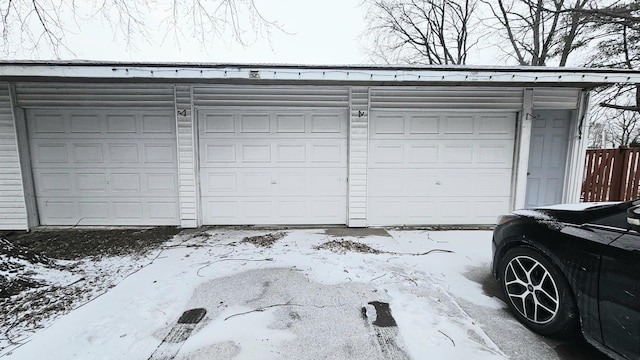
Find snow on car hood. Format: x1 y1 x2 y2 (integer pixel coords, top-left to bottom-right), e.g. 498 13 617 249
512 201 623 228
512 209 554 220
534 202 621 211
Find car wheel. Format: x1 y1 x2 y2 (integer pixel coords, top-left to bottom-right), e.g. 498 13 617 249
499 246 578 338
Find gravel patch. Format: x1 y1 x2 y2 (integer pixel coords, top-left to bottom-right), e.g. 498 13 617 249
314 239 382 254
240 232 287 248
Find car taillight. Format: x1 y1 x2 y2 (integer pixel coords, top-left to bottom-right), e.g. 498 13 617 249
496 214 518 225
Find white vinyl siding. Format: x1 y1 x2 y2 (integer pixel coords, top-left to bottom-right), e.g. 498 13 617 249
193 85 350 108
14 83 175 108
370 87 524 110
175 85 198 228
368 111 516 225
532 88 581 109
348 87 369 226
0 84 28 230
27 108 180 226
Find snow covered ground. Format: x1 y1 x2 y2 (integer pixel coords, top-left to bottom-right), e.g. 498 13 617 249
0 228 598 359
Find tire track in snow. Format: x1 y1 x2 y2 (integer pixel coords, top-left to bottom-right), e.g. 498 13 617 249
363 301 410 360
148 308 206 360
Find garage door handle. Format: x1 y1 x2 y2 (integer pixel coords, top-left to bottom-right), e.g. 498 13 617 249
271 180 277 184
435 181 441 185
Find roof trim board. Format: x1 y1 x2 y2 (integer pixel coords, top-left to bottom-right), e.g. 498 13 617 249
0 62 638 87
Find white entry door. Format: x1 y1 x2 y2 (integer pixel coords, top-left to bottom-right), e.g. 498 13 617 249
199 108 348 225
27 108 180 226
368 111 516 225
525 110 571 207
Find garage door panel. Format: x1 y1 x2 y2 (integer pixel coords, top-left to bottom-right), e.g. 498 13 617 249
28 109 179 226
368 197 511 225
443 144 473 163
277 144 306 162
409 145 438 163
34 168 177 196
32 114 65 133
477 143 513 163
203 113 235 133
443 115 474 134
240 113 270 133
144 143 176 163
371 144 404 164
479 114 513 134
142 114 174 133
112 173 142 192
204 144 236 163
33 143 68 163
199 108 347 225
371 112 515 140
275 114 306 133
410 115 440 134
370 140 513 168
70 114 101 133
37 201 75 222
73 143 104 163
146 201 180 219
311 143 344 163
311 113 343 133
33 139 176 167
369 170 438 194
205 168 345 196
241 144 271 162
202 197 346 225
76 173 107 192
373 114 405 134
369 111 516 225
78 201 110 220
37 172 72 192
203 140 346 167
106 115 137 133
29 110 176 139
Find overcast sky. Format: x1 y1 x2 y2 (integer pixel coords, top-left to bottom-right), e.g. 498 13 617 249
5 0 519 66
46 0 369 65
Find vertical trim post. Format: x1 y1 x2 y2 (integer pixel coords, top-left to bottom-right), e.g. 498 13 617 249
563 90 591 203
512 88 534 210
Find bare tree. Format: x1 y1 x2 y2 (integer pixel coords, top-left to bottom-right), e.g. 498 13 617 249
480 0 590 66
587 120 606 148
363 0 478 65
0 0 279 58
587 2 640 110
580 1 640 147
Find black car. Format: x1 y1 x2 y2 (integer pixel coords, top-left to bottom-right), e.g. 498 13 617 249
492 200 640 360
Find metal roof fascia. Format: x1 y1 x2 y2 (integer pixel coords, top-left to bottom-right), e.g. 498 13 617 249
0 63 639 85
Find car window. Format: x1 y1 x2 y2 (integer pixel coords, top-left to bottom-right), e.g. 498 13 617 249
590 212 630 230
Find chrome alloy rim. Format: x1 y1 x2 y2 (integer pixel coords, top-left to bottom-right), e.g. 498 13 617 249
503 255 560 324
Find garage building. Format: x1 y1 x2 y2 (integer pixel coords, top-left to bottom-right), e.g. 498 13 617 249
1 62 638 230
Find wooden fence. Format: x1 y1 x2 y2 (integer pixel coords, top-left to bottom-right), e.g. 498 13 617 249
582 147 640 202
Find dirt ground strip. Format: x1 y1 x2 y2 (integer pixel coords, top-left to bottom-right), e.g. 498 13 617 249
0 227 182 260
0 227 181 352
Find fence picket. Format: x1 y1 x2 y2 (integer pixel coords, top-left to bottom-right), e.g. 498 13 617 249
581 147 640 202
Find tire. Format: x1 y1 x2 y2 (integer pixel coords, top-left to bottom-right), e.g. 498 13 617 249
498 246 579 338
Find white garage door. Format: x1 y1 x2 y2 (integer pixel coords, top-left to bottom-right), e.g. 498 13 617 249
368 111 516 225
27 109 180 226
199 108 347 225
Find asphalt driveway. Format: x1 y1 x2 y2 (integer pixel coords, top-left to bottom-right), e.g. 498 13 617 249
3 228 610 360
